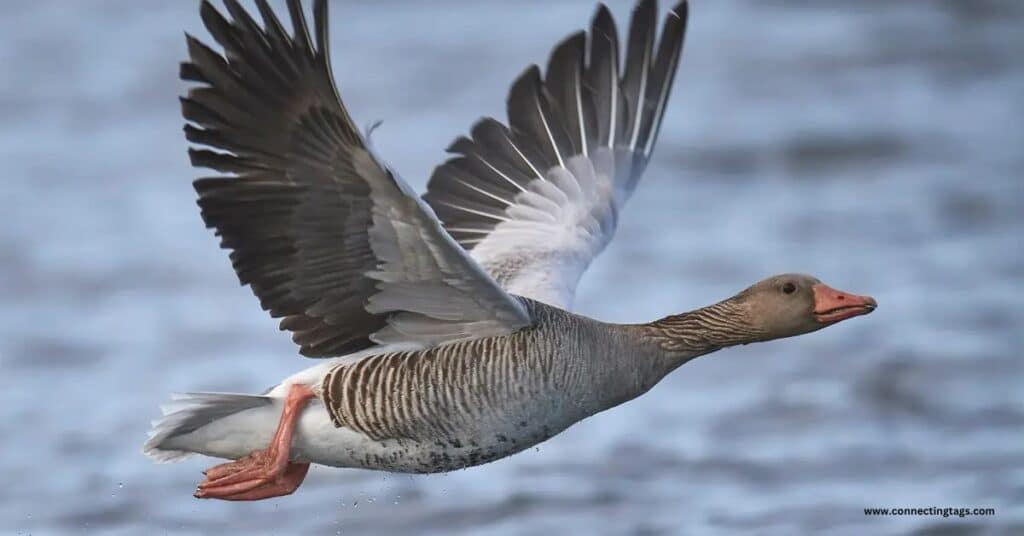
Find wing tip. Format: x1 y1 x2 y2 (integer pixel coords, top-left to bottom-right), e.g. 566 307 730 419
671 0 689 18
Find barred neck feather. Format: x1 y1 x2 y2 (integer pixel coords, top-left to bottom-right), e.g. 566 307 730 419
642 298 768 360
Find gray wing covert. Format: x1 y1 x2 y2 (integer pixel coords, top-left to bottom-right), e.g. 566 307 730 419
183 0 531 357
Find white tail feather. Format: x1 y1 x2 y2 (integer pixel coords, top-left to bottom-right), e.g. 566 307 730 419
143 392 277 463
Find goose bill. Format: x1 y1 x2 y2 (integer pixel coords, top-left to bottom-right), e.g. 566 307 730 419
812 283 877 324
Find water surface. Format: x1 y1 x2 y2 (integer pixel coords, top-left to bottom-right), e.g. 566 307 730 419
2 1 1022 534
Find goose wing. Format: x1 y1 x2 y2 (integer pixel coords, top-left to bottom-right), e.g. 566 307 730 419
423 0 688 309
183 0 530 357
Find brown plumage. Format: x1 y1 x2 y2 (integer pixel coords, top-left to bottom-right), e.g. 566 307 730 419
144 0 877 502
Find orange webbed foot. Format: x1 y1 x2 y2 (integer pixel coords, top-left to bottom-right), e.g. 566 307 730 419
193 384 315 501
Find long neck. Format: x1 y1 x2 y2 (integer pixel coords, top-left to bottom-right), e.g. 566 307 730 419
640 297 768 366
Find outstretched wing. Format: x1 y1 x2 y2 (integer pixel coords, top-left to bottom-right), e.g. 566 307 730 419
183 0 530 357
423 0 688 309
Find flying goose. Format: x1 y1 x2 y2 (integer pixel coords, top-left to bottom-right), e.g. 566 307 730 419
145 0 877 501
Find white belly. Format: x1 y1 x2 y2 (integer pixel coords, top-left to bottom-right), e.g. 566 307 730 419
292 401 560 473
171 395 560 474
167 344 589 473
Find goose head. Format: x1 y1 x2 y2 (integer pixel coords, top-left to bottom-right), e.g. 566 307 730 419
737 273 877 340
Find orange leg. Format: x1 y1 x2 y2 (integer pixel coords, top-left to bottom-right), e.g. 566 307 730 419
194 383 315 501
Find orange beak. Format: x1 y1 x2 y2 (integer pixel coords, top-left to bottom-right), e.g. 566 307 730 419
812 283 877 324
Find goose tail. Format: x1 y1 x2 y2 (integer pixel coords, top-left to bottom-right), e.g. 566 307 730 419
143 392 279 463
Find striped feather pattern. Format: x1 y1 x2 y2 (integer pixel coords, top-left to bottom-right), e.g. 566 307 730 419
320 300 655 447
313 296 766 463
324 323 554 442
645 300 770 354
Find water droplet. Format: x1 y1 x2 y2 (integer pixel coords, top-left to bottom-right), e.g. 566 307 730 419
118 482 124 489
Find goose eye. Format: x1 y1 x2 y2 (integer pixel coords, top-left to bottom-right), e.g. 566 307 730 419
782 282 797 295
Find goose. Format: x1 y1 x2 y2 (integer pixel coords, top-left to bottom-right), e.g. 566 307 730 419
144 0 877 501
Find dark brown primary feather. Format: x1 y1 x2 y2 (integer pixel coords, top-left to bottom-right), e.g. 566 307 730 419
184 0 533 356
637 1 687 160
423 0 689 252
183 0 384 357
587 3 627 151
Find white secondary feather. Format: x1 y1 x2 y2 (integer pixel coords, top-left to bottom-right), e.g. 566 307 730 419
423 2 687 312
468 152 620 309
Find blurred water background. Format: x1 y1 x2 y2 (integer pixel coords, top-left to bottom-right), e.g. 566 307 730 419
2 0 1022 534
